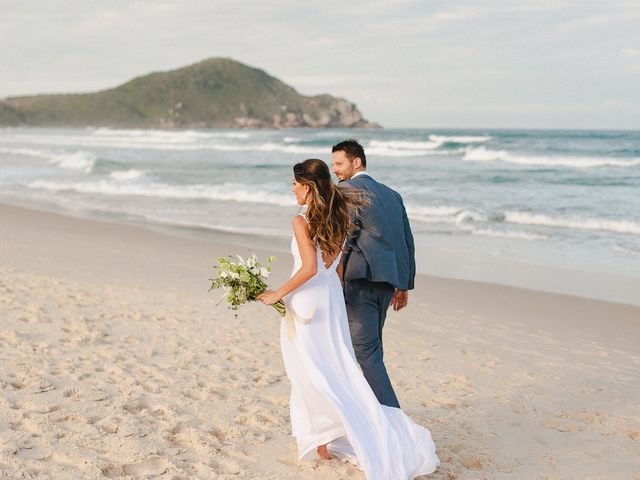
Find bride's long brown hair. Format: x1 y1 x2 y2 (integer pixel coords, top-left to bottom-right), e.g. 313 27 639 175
294 159 366 259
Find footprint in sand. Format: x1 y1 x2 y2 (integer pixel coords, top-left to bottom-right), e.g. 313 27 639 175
63 388 80 399
122 456 169 478
100 464 121 478
210 457 241 475
461 455 484 470
209 428 227 442
43 452 85 472
9 419 40 437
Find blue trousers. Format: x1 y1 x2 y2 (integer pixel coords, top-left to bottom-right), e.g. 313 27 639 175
344 279 400 408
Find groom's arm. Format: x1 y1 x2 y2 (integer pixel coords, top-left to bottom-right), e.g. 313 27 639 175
391 194 414 312
403 202 416 291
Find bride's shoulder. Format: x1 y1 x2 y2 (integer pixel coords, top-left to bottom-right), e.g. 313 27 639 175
292 214 309 226
291 215 316 253
292 214 311 238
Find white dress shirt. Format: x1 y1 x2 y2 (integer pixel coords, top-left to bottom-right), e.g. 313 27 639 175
352 171 372 179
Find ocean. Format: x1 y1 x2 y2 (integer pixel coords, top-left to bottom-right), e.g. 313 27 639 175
1 127 638 304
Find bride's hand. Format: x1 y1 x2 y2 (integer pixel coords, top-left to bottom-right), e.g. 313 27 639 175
257 290 281 305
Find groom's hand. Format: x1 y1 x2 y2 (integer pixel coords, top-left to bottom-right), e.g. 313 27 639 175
390 289 408 311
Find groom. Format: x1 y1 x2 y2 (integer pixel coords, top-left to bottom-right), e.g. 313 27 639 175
332 139 416 409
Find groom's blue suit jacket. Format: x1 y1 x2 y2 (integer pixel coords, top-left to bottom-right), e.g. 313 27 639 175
340 174 416 291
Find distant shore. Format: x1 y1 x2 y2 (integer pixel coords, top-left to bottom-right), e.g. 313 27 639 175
0 58 380 129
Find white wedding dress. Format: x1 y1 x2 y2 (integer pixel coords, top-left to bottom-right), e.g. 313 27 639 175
280 215 440 479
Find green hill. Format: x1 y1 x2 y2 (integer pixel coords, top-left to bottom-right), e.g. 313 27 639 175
0 101 25 126
1 58 379 128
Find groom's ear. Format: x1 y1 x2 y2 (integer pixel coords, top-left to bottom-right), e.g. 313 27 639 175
353 157 362 169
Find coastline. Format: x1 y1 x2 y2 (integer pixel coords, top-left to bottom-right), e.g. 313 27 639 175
2 126 639 307
2 199 639 334
1 201 639 479
2 194 639 307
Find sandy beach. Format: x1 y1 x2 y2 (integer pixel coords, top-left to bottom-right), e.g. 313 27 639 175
1 202 639 479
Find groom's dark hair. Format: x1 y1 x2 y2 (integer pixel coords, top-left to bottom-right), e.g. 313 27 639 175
332 139 366 168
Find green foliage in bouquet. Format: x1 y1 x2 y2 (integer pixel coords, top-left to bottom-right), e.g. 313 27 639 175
209 253 286 317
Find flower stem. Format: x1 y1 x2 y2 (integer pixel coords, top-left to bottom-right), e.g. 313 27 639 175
272 301 286 317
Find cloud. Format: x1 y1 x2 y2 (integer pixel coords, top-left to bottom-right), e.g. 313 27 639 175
621 48 640 57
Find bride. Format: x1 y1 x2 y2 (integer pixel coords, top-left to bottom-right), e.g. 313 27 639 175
257 159 439 479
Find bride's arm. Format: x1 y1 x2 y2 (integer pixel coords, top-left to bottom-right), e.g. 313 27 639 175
258 216 317 304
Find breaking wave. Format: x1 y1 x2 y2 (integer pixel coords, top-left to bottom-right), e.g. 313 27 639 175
504 211 640 235
26 180 296 206
0 147 96 172
463 147 640 168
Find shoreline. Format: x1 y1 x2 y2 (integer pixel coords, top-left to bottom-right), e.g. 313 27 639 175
2 196 639 307
2 199 639 348
2 200 639 478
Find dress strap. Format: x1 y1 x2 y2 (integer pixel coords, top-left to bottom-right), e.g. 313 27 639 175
297 213 309 223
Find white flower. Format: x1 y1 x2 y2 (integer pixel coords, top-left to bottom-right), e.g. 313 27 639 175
236 254 246 266
249 267 260 275
229 271 240 280
259 267 270 278
220 271 229 278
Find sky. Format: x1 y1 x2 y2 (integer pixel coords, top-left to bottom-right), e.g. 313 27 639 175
1 1 639 129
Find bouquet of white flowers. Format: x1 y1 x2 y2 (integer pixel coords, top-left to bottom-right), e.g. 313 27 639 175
209 253 286 317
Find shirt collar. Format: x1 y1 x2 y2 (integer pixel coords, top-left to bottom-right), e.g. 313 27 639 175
352 171 371 179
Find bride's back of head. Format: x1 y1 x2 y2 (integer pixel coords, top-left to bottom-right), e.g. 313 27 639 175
293 159 365 257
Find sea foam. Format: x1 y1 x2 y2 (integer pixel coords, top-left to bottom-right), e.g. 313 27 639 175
504 211 640 235
406 205 488 225
365 139 451 157
429 135 491 144
463 147 640 168
90 127 252 140
612 243 640 256
109 169 146 181
465 227 549 241
26 180 296 206
0 147 96 172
